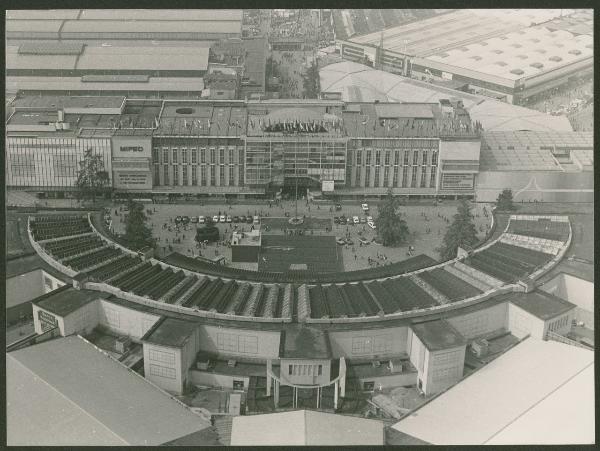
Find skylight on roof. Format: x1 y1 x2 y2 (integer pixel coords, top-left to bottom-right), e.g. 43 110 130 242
510 68 525 75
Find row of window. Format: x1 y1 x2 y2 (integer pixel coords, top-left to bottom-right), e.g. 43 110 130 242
216 333 259 354
288 363 323 377
149 349 176 365
149 364 176 380
351 335 393 355
153 147 243 165
548 315 569 332
355 165 437 188
156 165 242 186
355 149 438 166
431 365 461 382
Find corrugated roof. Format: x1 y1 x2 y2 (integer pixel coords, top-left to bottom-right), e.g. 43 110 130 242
393 338 594 445
61 19 241 34
76 46 209 71
7 336 211 446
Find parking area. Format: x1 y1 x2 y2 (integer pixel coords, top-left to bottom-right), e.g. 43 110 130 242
108 199 492 271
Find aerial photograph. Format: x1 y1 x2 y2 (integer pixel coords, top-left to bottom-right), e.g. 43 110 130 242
5 8 594 446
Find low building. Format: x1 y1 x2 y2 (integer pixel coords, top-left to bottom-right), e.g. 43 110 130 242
230 410 385 446
7 335 215 446
408 319 466 395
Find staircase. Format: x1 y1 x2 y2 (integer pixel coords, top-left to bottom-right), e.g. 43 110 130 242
213 415 233 446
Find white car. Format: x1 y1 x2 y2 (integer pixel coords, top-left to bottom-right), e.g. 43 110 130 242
253 216 260 224
226 215 232 223
361 203 369 212
220 215 226 223
366 216 373 223
198 216 205 224
367 220 376 229
212 215 219 223
352 216 359 224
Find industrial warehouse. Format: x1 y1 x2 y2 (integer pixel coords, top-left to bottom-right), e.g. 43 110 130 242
336 9 593 105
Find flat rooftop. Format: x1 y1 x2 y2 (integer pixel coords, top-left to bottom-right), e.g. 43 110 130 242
156 102 248 137
351 9 569 57
12 95 125 110
7 335 211 445
392 338 594 445
282 325 331 360
34 286 109 317
503 290 576 321
142 317 198 348
480 131 593 171
411 319 465 351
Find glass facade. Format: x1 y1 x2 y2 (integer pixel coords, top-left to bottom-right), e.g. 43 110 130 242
6 137 111 188
245 139 347 187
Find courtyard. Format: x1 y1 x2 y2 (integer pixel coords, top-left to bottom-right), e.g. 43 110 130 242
107 198 493 271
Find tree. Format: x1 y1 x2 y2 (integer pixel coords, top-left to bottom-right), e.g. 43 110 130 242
302 61 320 99
195 218 220 244
438 198 479 260
123 201 154 251
74 148 110 204
496 188 514 211
376 189 410 247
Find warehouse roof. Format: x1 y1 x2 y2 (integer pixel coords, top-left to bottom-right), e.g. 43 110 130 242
424 26 593 81
502 290 576 320
6 9 81 20
76 46 209 72
78 9 242 21
61 19 241 35
320 61 573 132
231 410 384 446
33 286 108 317
541 9 593 36
142 317 198 348
7 336 211 446
480 131 593 171
411 319 465 351
7 76 205 94
392 338 594 445
350 9 569 57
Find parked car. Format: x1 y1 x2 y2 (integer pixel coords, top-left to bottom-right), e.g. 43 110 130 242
360 217 366 224
233 216 240 223
226 216 232 223
246 216 253 224
336 237 346 245
352 216 359 224
335 203 342 211
345 238 354 245
339 215 346 224
220 215 226 223
358 237 370 245
212 215 219 223
334 216 340 224
366 216 373 223
175 216 183 223
253 216 260 224
361 203 369 212
198 216 205 224
191 216 198 223
346 217 353 225
239 215 246 223
367 220 376 229
182 216 190 224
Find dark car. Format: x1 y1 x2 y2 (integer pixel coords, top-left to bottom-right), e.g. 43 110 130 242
335 203 342 211
346 217 353 225
182 216 190 224
233 216 240 223
246 216 253 224
334 217 340 224
175 216 182 223
339 215 346 223
239 215 246 223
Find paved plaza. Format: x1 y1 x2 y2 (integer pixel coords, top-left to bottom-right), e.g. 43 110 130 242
108 199 493 271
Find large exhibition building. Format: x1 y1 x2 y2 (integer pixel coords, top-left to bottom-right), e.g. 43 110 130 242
6 94 593 202
336 9 593 105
